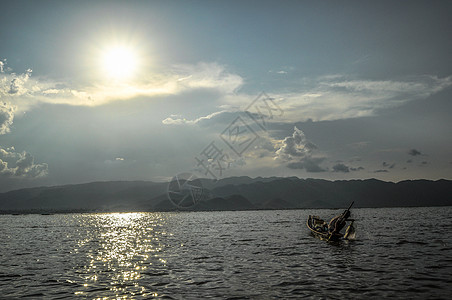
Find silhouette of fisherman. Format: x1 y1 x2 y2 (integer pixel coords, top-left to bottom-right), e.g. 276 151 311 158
328 210 351 235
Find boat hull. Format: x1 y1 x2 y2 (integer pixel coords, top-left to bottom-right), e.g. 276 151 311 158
307 215 342 241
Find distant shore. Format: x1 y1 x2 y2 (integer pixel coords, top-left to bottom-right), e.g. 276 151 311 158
1 177 451 213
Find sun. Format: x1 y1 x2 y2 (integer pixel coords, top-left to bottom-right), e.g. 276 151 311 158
101 46 138 80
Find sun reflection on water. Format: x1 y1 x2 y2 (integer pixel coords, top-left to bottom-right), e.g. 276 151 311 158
73 212 170 298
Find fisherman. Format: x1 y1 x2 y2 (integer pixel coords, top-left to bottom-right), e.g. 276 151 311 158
314 220 328 232
328 210 351 234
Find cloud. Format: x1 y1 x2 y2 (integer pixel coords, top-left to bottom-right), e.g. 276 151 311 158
275 126 326 172
332 163 350 173
408 149 422 156
374 169 388 173
2 57 450 127
162 110 226 125
382 162 396 169
104 157 130 165
287 157 326 172
271 75 452 123
0 148 48 180
0 63 48 179
162 74 452 130
0 131 48 180
5 69 32 96
275 126 317 160
332 163 364 173
0 102 14 134
0 147 48 178
324 75 452 100
161 110 268 132
172 62 243 93
350 166 364 171
80 62 242 106
0 60 243 110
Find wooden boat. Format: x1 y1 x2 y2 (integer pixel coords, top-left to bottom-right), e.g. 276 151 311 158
307 202 355 241
307 215 341 241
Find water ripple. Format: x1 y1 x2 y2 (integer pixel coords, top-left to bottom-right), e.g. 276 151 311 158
0 208 451 298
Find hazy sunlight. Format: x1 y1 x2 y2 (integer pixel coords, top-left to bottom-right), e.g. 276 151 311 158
101 46 138 80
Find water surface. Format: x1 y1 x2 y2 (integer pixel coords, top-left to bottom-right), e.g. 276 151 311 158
1 207 451 299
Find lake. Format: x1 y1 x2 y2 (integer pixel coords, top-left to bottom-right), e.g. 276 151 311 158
1 207 451 299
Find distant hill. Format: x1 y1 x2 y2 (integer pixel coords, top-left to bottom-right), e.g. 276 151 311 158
0 181 167 213
212 178 452 209
0 177 450 213
196 195 255 211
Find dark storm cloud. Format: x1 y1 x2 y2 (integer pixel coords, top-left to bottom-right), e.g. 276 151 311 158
408 149 422 156
350 166 364 171
287 157 326 172
332 163 350 173
382 162 396 169
332 163 364 173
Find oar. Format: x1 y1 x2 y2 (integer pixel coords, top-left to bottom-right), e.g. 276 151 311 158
344 201 354 215
344 220 355 240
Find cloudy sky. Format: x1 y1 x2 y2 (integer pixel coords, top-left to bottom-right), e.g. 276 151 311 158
0 0 451 192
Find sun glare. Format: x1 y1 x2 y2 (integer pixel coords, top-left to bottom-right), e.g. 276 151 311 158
102 46 138 80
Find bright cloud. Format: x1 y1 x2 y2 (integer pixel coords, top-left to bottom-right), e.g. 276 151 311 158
0 61 244 111
0 63 49 179
162 111 226 125
164 73 452 128
2 57 450 126
171 62 243 93
0 102 14 134
275 126 326 172
0 147 48 178
277 75 452 122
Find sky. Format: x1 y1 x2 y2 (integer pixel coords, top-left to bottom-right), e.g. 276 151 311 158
0 0 451 192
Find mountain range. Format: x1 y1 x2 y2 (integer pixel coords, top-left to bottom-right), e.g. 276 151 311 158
0 177 450 213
